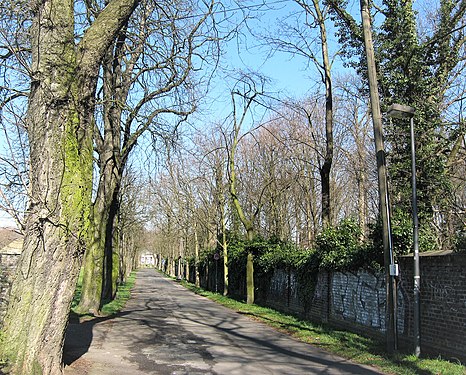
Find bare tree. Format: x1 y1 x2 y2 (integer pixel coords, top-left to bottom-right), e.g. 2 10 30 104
0 0 139 373
224 73 271 304
263 0 336 228
335 75 376 236
76 0 217 314
0 0 31 230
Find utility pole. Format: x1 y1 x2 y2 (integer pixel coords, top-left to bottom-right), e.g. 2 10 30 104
360 0 397 352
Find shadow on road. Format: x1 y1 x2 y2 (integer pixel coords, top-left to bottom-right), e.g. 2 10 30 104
63 311 116 366
62 270 390 374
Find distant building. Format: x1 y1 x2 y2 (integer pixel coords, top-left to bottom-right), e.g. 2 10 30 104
0 228 23 323
140 253 155 267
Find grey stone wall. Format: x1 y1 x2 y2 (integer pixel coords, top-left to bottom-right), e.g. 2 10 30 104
0 253 20 323
0 236 22 324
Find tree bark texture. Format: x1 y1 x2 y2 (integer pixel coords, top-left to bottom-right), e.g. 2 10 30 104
313 0 334 229
229 142 255 305
77 167 120 313
0 0 139 373
77 143 121 313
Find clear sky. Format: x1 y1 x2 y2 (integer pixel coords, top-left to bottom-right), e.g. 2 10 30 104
197 0 355 127
0 0 434 228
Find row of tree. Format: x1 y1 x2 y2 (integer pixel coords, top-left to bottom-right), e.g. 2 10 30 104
0 0 464 374
0 0 218 373
144 0 465 305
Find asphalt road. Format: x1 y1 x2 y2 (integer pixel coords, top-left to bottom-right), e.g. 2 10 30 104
64 268 384 375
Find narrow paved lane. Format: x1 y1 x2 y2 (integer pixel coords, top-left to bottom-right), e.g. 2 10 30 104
64 269 384 375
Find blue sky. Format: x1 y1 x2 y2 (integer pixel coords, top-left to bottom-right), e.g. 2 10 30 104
0 0 434 228
197 0 356 126
197 0 433 127
0 0 347 228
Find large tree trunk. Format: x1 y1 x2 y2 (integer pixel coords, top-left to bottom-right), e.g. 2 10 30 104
76 167 120 314
78 35 130 312
0 1 139 373
76 214 105 315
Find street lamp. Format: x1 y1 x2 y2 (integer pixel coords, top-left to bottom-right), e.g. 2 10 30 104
387 103 420 357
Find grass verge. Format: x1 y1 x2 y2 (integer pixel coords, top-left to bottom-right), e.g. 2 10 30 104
181 282 465 375
71 272 137 319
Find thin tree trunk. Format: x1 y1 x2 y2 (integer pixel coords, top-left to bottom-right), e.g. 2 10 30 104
246 229 254 304
221 206 229 296
229 158 255 304
194 225 200 287
314 0 334 229
357 170 368 238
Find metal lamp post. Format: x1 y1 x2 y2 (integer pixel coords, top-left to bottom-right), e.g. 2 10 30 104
387 103 420 357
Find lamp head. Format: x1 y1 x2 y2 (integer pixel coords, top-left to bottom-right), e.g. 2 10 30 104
387 103 415 119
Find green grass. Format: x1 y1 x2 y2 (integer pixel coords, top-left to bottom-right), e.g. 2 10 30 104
181 282 466 375
100 273 136 315
71 272 136 318
0 329 6 368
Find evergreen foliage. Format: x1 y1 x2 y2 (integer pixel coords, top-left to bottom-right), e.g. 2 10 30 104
378 0 451 226
213 219 384 288
328 0 465 251
316 219 382 271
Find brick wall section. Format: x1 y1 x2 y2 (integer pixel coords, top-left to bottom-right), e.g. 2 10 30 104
398 253 466 361
257 252 466 362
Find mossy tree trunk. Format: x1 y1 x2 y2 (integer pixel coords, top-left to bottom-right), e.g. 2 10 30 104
229 142 256 304
78 31 136 313
76 159 121 314
0 0 139 373
213 153 229 295
221 200 229 296
245 229 254 304
227 85 262 305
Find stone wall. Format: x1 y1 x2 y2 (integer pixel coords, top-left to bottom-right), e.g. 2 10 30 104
0 237 22 323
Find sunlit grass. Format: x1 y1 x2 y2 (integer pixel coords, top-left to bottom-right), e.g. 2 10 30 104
182 282 466 375
100 272 136 316
71 272 136 318
0 329 6 368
